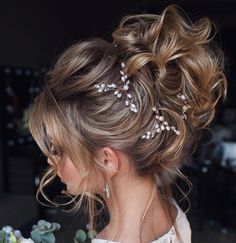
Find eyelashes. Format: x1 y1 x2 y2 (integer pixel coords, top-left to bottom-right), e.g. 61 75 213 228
49 143 59 156
50 149 58 156
50 145 58 155
43 137 63 158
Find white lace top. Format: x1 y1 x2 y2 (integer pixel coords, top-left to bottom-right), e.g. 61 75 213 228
92 199 192 243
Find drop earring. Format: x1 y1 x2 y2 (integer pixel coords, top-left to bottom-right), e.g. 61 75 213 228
103 182 110 199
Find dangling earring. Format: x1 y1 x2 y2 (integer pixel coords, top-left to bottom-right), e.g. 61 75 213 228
103 182 110 199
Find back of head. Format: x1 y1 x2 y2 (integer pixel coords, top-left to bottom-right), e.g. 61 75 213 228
28 4 227 237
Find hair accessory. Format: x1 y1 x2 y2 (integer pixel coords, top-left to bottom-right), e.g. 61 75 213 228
94 61 191 140
103 182 110 199
141 94 190 140
177 93 191 120
141 106 180 140
94 62 138 113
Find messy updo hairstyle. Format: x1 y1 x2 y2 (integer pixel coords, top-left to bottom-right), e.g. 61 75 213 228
28 4 227 242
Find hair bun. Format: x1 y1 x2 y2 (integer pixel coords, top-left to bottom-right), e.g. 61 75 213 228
112 4 227 131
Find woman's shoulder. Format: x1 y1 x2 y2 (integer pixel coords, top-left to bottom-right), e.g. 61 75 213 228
151 198 191 243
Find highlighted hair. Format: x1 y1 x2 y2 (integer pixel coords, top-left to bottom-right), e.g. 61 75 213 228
29 4 227 242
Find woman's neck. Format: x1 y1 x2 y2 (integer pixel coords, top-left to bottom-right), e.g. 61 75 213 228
97 174 175 243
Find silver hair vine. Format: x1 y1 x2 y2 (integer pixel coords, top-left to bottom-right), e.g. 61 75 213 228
140 92 191 139
177 93 191 120
94 61 191 140
94 62 137 113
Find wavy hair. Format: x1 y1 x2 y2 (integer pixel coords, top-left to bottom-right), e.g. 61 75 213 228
28 4 227 242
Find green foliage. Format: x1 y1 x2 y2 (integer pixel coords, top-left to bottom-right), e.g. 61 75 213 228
30 220 61 243
74 228 97 243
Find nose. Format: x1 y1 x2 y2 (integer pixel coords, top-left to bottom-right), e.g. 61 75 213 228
47 158 54 166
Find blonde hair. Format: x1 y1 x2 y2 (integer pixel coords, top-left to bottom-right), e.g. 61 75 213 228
28 4 227 242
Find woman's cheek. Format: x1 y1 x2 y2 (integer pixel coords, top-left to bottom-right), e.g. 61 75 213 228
58 155 103 195
59 157 81 192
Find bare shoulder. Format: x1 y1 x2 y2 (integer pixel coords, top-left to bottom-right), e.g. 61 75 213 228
96 227 110 239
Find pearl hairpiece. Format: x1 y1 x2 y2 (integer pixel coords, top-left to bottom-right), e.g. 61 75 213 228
141 106 180 139
141 93 191 139
94 61 191 140
177 93 191 120
94 62 138 113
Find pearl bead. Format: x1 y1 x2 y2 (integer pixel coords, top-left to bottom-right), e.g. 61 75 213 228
124 85 129 90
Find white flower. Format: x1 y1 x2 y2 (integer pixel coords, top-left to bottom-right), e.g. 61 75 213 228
2 225 13 234
14 229 22 238
18 236 34 243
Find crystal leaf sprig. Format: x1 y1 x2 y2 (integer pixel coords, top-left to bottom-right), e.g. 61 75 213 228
141 106 180 140
94 62 138 113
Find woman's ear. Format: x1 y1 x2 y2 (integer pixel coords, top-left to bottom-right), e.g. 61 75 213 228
96 147 119 178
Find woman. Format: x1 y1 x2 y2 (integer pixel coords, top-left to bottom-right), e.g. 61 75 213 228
28 5 227 243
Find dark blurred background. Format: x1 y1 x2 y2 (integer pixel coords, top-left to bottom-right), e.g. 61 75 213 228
0 0 236 242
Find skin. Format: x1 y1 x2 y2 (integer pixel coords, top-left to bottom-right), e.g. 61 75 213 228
47 153 82 195
47 147 178 243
